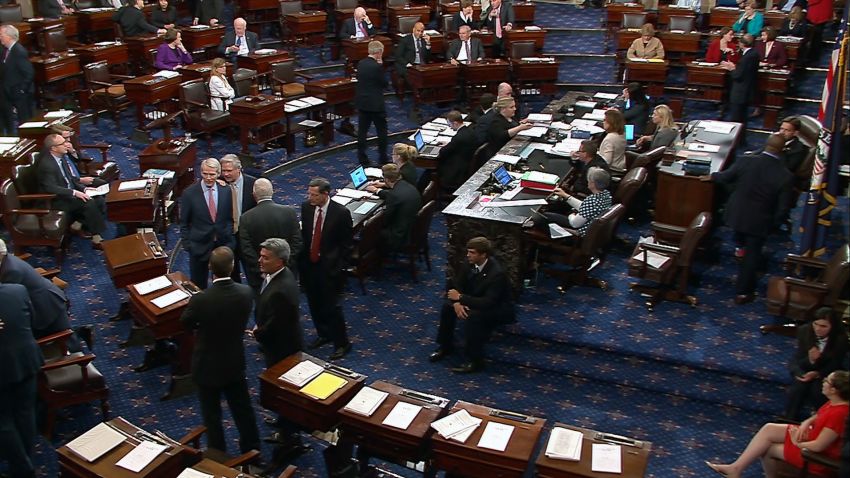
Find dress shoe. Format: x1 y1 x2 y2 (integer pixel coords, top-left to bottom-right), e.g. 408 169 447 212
329 343 352 360
428 348 452 362
264 431 299 446
307 337 331 350
734 293 755 305
74 325 94 350
92 241 104 251
451 361 484 374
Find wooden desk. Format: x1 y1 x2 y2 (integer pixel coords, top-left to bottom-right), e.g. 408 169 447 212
138 138 197 196
758 68 790 128
283 11 327 52
624 60 668 97
708 6 741 29
342 35 393 66
0 139 37 184
18 112 82 145
504 28 547 54
513 1 537 26
13 21 33 49
123 74 184 129
617 31 700 62
238 0 281 35
56 417 198 478
461 59 511 101
176 61 233 82
764 10 786 30
102 232 167 289
31 53 82 104
259 352 367 433
124 35 162 72
73 42 130 69
237 50 293 75
408 63 460 105
439 1 482 18
685 62 727 102
29 16 79 40
388 5 431 34
229 94 287 155
106 179 160 226
657 5 696 25
535 424 652 478
511 59 560 96
186 458 262 478
431 401 546 478
305 77 357 121
75 8 118 43
179 25 227 56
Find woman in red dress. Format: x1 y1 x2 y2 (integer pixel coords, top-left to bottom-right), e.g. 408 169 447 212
706 370 848 477
705 27 740 64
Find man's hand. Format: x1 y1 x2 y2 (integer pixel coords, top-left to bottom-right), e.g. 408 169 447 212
795 371 819 382
447 288 461 301
698 175 712 182
73 190 91 202
157 29 167 36
363 15 371 25
210 19 219 26
193 17 199 26
365 184 378 193
807 346 822 363
79 177 95 186
504 23 513 32
453 302 469 319
720 60 735 71
227 45 239 53
450 58 459 65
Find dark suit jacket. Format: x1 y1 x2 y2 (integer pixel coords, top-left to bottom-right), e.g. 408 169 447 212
783 136 809 177
571 155 610 197
789 324 848 379
0 284 43 386
0 254 69 337
481 2 516 35
234 174 257 218
35 151 83 199
729 47 760 105
179 182 235 259
355 56 387 113
474 108 497 143
151 5 177 28
298 200 353 277
217 31 259 57
194 0 223 24
377 180 421 251
486 112 517 157
254 267 303 364
38 0 66 19
180 278 253 387
339 18 375 39
711 151 793 236
756 40 788 67
239 200 303 290
780 17 808 37
621 99 650 135
449 257 514 323
395 34 431 74
451 12 477 31
2 43 34 99
447 38 485 62
437 125 478 189
113 6 159 36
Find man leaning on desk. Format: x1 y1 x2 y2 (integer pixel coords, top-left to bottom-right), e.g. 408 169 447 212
218 18 258 61
449 25 486 65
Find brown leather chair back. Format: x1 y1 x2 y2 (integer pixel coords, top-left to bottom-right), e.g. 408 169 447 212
270 61 296 83
84 61 111 87
76 0 100 8
38 24 68 55
0 5 23 23
819 244 850 306
232 68 258 97
627 145 666 170
12 154 41 197
398 15 421 34
676 212 711 267
336 0 357 10
0 179 21 219
421 180 436 203
179 79 211 118
410 200 437 251
510 41 536 59
613 166 647 209
388 0 408 6
470 142 490 175
668 15 695 32
280 0 303 14
579 203 625 259
442 14 455 34
794 115 820 185
622 13 648 30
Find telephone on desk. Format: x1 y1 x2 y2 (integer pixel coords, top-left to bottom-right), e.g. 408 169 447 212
156 139 183 150
181 281 201 295
147 240 165 257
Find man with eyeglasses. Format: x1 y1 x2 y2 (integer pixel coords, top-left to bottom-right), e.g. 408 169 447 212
49 123 108 188
35 134 108 249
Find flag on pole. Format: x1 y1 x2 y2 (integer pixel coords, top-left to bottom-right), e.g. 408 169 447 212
799 6 848 257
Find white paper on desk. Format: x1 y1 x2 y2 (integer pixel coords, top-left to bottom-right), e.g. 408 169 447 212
301 96 326 106
499 185 523 200
593 92 618 100
527 113 553 122
364 167 383 178
254 48 278 55
420 122 447 131
0 143 14 154
591 443 622 473
550 121 572 131
687 143 721 153
382 401 422 430
492 154 521 165
432 117 449 125
284 104 298 113
44 110 74 119
424 29 440 35
632 250 671 269
151 289 190 309
188 24 210 29
551 138 583 157
524 25 542 31
118 179 149 191
480 199 548 208
545 427 583 461
331 195 353 206
477 422 514 452
448 423 479 443
431 409 481 439
287 99 310 108
549 223 573 239
279 360 324 387
65 422 127 462
85 184 110 197
698 120 735 134
517 126 548 138
0 136 19 143
176 468 214 478
134 276 172 296
353 202 378 215
343 386 388 417
298 119 322 128
18 121 49 128
153 70 179 78
575 100 598 109
584 109 607 121
440 127 458 137
116 440 167 473
336 188 374 199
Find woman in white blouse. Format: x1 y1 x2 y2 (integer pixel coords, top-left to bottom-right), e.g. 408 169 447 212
208 58 235 111
600 109 626 170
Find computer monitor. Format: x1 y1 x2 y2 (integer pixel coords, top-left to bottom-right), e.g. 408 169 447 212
349 165 368 189
624 124 635 142
492 165 512 187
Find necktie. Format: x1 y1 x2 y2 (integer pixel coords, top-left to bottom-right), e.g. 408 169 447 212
64 155 81 179
495 9 502 38
231 184 239 232
414 37 421 64
57 157 73 187
207 187 217 221
260 275 270 293
465 41 470 63
310 207 323 263
236 36 242 48
359 21 367 37
3 47 10 63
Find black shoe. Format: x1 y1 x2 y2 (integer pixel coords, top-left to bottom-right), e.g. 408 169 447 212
451 361 484 374
428 348 451 362
264 431 299 446
308 337 331 350
329 343 352 360
75 325 94 350
264 416 284 428
734 293 755 305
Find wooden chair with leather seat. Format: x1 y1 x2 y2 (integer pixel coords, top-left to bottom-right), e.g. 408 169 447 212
612 166 646 211
178 425 266 473
347 209 386 294
83 61 134 127
628 211 712 309
668 15 695 32
269 61 308 98
761 243 849 336
0 4 23 24
37 329 110 439
36 24 80 56
442 15 457 40
420 180 437 204
510 41 536 59
398 15 420 35
278 0 304 48
178 79 232 153
621 13 648 30
401 199 437 282
68 134 121 183
231 68 259 99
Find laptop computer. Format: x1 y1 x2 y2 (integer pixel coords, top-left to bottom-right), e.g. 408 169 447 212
349 165 369 190
415 130 441 157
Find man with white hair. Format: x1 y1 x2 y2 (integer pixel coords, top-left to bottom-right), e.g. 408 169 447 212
340 6 375 39
355 40 389 166
180 158 235 288
218 18 258 61
0 25 35 132
219 154 256 282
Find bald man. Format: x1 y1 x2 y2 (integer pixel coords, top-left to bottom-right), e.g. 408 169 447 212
218 17 258 61
340 7 375 39
396 21 431 80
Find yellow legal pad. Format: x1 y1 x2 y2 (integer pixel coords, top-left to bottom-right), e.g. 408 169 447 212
299 372 348 400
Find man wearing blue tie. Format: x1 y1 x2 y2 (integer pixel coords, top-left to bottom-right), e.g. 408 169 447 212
218 18 258 62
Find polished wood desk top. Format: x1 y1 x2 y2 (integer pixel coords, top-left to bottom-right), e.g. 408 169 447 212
431 400 546 478
179 25 227 51
28 15 79 39
657 4 697 25
57 417 198 478
707 6 742 29
236 50 292 74
535 424 652 478
124 74 184 99
661 120 741 177
138 138 198 196
238 0 280 10
259 352 367 433
605 3 647 26
31 52 82 84
342 35 394 62
126 271 193 336
106 178 160 224
460 59 511 83
73 42 130 66
408 62 459 85
176 60 234 82
17 112 82 144
305 77 356 105
504 28 547 51
102 232 167 289
230 94 286 126
189 458 261 477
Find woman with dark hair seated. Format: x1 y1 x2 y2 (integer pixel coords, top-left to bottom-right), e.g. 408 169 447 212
706 370 849 478
757 26 788 68
535 167 612 237
706 27 740 63
779 5 807 37
784 307 849 421
619 82 650 135
154 28 193 71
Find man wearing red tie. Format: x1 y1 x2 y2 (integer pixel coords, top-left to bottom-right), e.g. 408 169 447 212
298 178 353 360
481 0 515 58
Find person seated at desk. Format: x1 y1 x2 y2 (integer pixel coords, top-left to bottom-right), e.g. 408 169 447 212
436 110 479 191
154 29 193 71
486 96 532 157
474 83 513 143
533 167 613 238
371 143 418 188
732 1 764 37
218 18 258 61
481 0 514 57
365 164 421 252
619 82 651 136
194 0 223 26
706 26 741 63
208 58 234 111
780 5 808 37
565 140 609 198
600 109 627 170
449 25 486 65
395 22 431 84
469 93 495 123
48 123 108 187
757 26 788 68
627 24 665 60
36 134 108 249
340 7 376 40
706 370 849 478
38 0 74 19
429 236 514 374
151 0 177 30
113 0 166 37
634 104 679 151
452 0 478 32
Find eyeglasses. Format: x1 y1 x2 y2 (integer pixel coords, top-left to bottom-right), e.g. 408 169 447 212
823 378 834 386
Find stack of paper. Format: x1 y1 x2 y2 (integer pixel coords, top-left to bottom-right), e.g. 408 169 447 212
118 179 149 191
65 422 127 462
545 427 583 461
300 372 347 400
133 276 172 295
302 96 326 106
431 409 482 443
151 289 190 309
279 360 324 386
255 48 278 55
687 143 721 153
177 469 214 478
153 70 179 78
44 110 74 119
527 113 553 123
593 92 618 100
698 121 735 134
492 154 521 165
517 126 548 138
476 422 515 452
591 443 622 473
343 386 388 417
116 441 168 472
336 188 374 199
382 402 422 430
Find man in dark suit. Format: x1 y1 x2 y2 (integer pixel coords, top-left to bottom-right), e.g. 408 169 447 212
365 164 421 252
112 0 165 37
50 123 108 187
0 283 43 478
436 110 479 190
451 0 478 32
722 34 759 143
239 179 302 293
180 246 260 455
468 93 494 123
567 140 610 197
217 18 259 61
0 25 35 130
355 40 388 166
778 116 810 177
36 134 108 248
37 0 73 19
473 83 512 143
481 0 515 57
193 0 223 26
220 154 256 283
448 25 485 65
299 178 353 360
429 236 514 373
339 7 375 40
180 158 235 289
395 22 431 81
702 134 793 304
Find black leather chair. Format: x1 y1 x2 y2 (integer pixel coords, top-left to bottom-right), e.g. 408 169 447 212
178 79 232 153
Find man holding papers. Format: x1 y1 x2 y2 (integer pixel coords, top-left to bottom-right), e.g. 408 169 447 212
180 247 261 456
430 237 514 373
